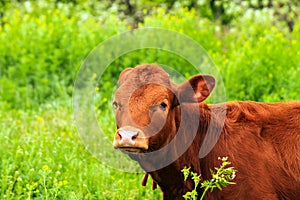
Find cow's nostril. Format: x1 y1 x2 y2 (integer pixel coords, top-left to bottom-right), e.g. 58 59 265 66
132 133 138 140
117 131 122 140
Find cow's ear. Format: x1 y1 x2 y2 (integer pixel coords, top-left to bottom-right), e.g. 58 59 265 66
177 75 215 103
119 68 133 85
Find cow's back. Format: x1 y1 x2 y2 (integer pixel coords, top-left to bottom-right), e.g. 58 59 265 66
219 101 300 199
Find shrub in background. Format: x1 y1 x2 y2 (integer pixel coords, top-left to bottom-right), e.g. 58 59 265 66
0 1 299 110
0 1 128 109
140 6 300 102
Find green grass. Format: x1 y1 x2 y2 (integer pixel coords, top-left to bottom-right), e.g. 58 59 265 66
1 1 300 199
0 105 161 199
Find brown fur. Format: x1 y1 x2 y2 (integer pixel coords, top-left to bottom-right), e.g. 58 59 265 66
113 64 300 199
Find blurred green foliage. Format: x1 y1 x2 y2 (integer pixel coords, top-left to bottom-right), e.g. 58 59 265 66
0 1 128 109
0 0 299 109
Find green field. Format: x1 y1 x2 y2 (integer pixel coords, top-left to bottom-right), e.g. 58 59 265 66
1 107 161 199
1 1 300 199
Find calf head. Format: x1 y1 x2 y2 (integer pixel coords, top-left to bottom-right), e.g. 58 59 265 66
113 64 215 156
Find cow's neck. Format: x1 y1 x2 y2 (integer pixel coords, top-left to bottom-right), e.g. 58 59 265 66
145 103 219 197
149 160 186 193
146 142 205 197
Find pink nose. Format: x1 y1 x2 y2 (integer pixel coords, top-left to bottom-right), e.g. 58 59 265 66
113 126 149 150
114 126 140 147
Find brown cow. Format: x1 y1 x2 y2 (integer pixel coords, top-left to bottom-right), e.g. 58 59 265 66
112 63 300 199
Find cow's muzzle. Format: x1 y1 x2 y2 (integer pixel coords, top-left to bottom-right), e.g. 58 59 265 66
113 126 148 153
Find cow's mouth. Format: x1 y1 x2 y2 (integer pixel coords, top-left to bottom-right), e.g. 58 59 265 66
116 146 146 154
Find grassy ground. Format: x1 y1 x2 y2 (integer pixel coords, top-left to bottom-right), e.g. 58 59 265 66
0 105 161 199
1 2 299 199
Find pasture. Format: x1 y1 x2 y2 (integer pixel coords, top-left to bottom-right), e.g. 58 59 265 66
1 1 300 199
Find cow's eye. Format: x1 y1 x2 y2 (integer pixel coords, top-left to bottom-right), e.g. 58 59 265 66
159 102 167 109
112 101 119 109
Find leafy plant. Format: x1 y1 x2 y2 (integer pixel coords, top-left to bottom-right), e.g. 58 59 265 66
182 157 237 200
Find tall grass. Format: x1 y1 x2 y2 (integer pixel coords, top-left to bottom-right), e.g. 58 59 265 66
0 106 161 199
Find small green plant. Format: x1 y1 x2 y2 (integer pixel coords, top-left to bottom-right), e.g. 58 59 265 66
182 157 237 200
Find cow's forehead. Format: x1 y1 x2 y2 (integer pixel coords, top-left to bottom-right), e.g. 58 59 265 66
115 64 175 101
124 64 171 86
115 83 173 104
130 84 171 100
